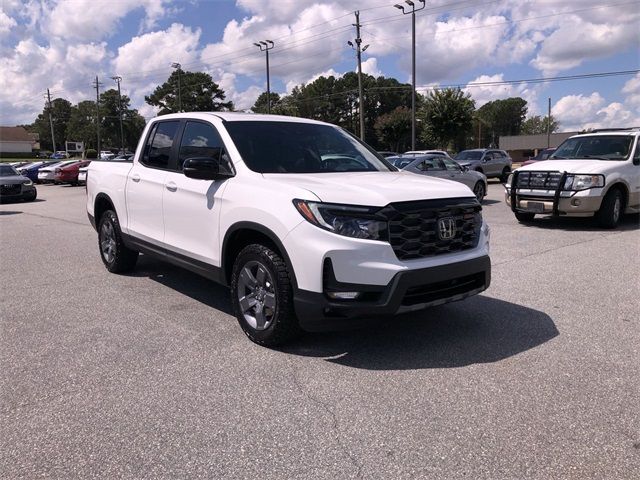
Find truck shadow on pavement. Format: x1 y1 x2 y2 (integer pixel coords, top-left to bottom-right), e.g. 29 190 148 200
284 295 558 370
518 213 639 232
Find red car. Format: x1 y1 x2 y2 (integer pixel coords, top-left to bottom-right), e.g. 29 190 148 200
54 160 91 185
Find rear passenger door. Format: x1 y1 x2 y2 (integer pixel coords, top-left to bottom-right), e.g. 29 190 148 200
162 119 233 267
125 120 180 244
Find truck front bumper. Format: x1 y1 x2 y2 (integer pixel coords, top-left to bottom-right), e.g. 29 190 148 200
505 182 604 217
294 255 491 332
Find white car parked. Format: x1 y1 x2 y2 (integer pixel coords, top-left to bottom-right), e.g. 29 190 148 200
87 113 491 346
37 160 78 183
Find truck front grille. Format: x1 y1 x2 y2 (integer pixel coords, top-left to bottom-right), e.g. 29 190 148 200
379 198 482 261
516 171 562 189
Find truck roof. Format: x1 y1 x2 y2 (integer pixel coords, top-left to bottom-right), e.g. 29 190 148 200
148 111 329 125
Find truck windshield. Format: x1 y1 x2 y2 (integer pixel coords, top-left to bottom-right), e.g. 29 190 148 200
224 121 393 173
551 135 633 161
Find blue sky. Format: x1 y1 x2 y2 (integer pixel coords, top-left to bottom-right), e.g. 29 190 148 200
1 0 638 130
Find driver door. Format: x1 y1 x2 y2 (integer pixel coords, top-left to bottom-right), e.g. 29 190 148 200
162 119 232 267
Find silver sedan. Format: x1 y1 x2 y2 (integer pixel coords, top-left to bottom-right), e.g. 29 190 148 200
389 154 488 201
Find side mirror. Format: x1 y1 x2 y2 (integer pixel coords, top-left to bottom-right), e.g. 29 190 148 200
183 157 233 180
461 165 468 172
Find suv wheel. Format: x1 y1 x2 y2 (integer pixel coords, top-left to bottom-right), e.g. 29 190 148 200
98 210 139 273
595 189 623 229
499 167 511 183
515 211 535 223
473 181 485 201
231 244 300 347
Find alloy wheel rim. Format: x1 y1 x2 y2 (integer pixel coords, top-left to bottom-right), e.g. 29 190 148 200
237 260 276 331
100 221 117 263
613 197 621 222
474 183 484 200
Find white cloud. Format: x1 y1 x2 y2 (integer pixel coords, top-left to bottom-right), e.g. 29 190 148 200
622 73 640 110
361 57 382 78
0 9 17 35
551 92 639 131
463 74 541 114
46 0 171 41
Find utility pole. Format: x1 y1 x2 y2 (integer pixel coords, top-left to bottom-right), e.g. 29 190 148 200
112 76 125 154
394 0 425 151
253 40 275 114
349 11 368 141
46 88 56 152
547 97 551 148
92 76 103 155
171 63 182 112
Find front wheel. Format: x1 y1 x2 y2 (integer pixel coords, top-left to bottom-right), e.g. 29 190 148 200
499 167 511 183
231 244 300 347
24 190 37 202
515 211 535 223
473 181 485 201
98 210 138 273
595 189 623 229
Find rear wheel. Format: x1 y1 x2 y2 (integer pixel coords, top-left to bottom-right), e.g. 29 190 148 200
98 210 138 273
231 244 300 347
515 211 535 223
473 181 485 201
595 189 623 229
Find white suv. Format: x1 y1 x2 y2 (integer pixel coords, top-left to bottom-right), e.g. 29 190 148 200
505 128 640 228
87 113 491 346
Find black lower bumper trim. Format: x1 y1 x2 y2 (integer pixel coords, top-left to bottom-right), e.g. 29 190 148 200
294 255 491 331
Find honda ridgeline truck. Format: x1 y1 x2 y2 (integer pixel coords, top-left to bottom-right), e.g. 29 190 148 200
87 113 491 346
505 128 640 228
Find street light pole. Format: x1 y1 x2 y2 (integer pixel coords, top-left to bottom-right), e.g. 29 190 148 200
254 40 275 114
395 0 426 151
349 11 368 141
112 76 125 153
171 62 182 112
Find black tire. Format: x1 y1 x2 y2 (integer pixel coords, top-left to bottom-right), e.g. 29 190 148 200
231 244 300 347
473 181 485 201
515 211 535 223
24 190 37 202
595 188 623 229
97 210 138 273
499 167 511 183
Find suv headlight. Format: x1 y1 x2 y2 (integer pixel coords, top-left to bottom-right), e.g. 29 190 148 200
293 199 387 240
563 174 605 191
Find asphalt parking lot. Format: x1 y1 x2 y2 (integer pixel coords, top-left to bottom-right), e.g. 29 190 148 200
1 181 639 479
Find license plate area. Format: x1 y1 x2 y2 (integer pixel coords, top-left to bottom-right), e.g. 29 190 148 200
524 201 545 213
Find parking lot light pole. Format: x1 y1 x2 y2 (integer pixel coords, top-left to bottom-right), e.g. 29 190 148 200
394 0 425 151
254 41 275 114
171 62 182 112
111 76 125 154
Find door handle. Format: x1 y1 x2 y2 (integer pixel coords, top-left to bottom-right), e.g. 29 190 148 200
131 173 141 182
165 181 177 192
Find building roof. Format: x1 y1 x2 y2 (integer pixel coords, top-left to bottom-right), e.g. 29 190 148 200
0 126 38 143
499 131 580 150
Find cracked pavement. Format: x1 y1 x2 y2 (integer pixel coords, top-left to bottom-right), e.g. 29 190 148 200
1 182 639 479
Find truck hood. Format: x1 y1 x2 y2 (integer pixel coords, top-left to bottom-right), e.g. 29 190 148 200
263 171 474 206
517 159 621 174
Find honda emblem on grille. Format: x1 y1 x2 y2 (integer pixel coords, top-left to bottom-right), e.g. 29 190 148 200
437 217 456 240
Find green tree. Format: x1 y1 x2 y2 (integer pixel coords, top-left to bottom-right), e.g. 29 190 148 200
99 89 146 150
374 106 412 152
419 88 475 151
521 115 560 135
67 100 97 149
28 98 73 151
477 97 528 146
251 92 281 113
145 69 232 114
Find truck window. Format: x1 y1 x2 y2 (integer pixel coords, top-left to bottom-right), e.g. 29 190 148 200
178 121 225 170
143 121 179 169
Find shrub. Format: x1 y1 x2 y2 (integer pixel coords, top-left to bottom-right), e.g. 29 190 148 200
85 149 97 159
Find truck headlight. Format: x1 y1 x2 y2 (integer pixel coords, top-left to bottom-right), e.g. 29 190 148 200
563 174 605 191
293 199 387 240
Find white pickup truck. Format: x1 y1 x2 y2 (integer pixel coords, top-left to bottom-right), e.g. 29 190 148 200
505 128 640 228
87 112 491 346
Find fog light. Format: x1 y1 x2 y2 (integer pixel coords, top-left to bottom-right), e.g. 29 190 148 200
327 291 361 300
571 198 581 206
